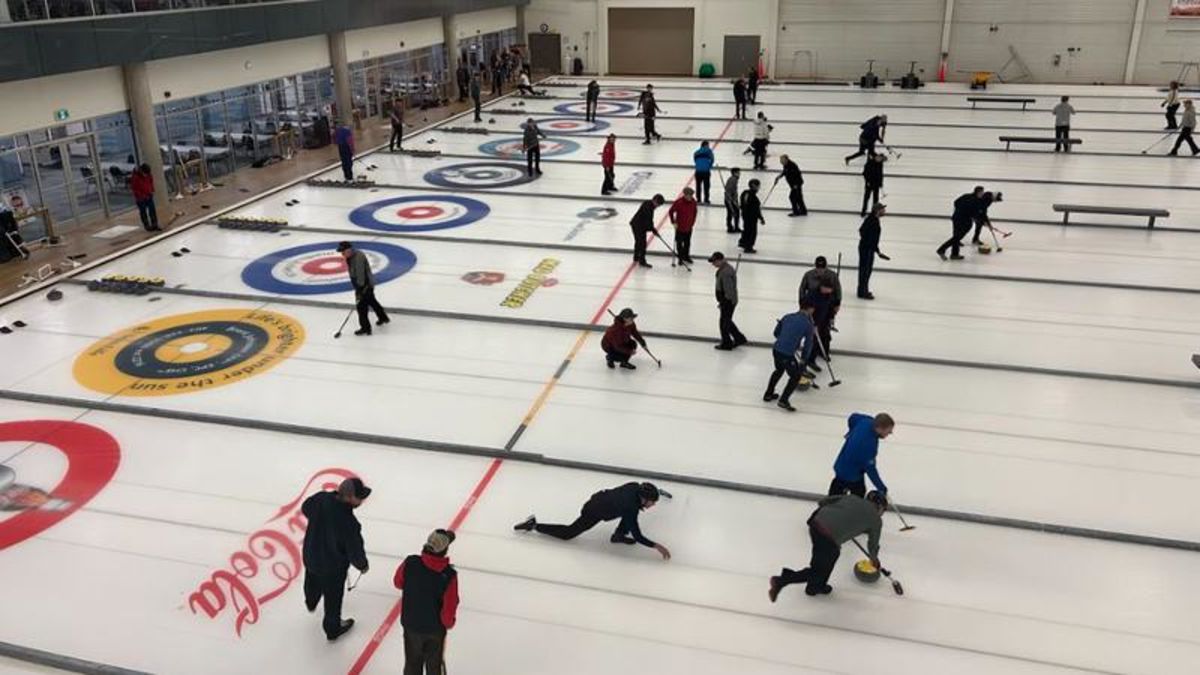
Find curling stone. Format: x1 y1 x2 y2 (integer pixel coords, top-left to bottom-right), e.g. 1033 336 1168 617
854 559 881 584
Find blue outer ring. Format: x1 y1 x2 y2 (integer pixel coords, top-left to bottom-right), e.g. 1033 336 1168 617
521 116 610 135
348 195 490 232
553 101 635 116
478 137 581 158
423 162 537 189
241 241 417 295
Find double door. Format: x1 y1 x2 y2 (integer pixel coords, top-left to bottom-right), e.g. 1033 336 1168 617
30 134 112 227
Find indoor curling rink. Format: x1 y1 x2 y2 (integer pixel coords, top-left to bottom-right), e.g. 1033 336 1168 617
0 76 1199 675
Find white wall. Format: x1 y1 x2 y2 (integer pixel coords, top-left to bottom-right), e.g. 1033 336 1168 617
1134 0 1200 83
0 67 127 136
346 17 444 62
455 5 518 39
777 0 945 80
526 0 777 76
146 36 330 104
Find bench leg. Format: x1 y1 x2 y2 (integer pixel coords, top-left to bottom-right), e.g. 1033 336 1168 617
1062 212 1069 226
1148 216 1155 229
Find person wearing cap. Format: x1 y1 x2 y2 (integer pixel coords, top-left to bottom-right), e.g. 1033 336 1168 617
970 191 1003 245
769 491 888 600
858 203 890 300
338 241 390 336
600 133 617 195
629 193 665 268
668 186 698 265
774 154 807 217
394 529 459 675
514 482 671 561
830 412 895 497
738 179 764 253
861 152 886 217
709 251 747 350
522 118 546 177
301 477 371 641
764 301 816 412
601 308 649 370
693 140 715 204
637 84 663 144
799 256 842 308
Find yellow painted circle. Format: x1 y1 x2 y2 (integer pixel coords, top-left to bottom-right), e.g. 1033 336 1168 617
73 309 305 397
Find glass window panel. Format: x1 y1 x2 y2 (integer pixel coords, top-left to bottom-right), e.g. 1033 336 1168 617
95 0 134 15
47 0 94 19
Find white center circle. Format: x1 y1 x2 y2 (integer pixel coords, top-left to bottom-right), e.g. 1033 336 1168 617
180 342 209 355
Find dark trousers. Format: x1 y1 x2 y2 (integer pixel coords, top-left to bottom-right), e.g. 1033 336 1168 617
674 230 692 262
739 215 759 250
1166 103 1180 129
643 117 658 142
857 247 875 296
303 569 347 638
390 126 403 152
586 99 598 122
1054 125 1071 152
845 137 876 162
602 166 616 194
473 97 482 122
766 350 803 403
695 171 711 203
972 217 990 243
535 499 605 539
937 216 973 257
526 145 541 175
776 524 841 594
724 197 741 231
749 85 758 104
603 343 633 366
136 198 159 230
828 476 867 497
861 183 880 217
356 286 388 332
1170 127 1199 155
338 146 354 180
717 300 746 347
788 185 807 215
631 226 648 263
518 84 535 96
735 100 747 119
751 139 768 168
403 631 446 675
811 319 832 364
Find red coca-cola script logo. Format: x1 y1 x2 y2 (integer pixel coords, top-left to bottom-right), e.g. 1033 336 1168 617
188 467 358 636
0 420 121 550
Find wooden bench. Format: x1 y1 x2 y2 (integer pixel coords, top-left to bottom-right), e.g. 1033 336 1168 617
969 96 1036 110
1052 204 1170 229
999 136 1082 151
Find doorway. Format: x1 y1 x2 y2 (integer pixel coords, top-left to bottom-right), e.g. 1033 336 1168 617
528 32 563 74
30 134 109 228
723 35 761 78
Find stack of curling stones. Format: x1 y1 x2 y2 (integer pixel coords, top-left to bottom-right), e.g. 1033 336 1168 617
217 215 287 232
854 559 881 584
307 177 376 188
442 126 490 135
88 275 166 296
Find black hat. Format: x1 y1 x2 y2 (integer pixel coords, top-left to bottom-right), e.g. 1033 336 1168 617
707 251 725 263
340 477 372 500
814 256 827 268
336 241 353 252
617 308 637 320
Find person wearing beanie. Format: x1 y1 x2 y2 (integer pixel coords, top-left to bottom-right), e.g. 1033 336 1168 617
802 281 837 372
861 152 886 217
763 301 816 412
514 482 672 561
394 529 459 675
769 491 888 601
798 256 842 309
722 167 742 233
830 412 895 497
668 187 698 265
629 193 665 268
302 477 371 641
844 114 887 165
601 308 649 370
738 179 764 253
338 241 390 336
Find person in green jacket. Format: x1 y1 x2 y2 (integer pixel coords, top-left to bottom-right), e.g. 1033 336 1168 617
769 491 888 600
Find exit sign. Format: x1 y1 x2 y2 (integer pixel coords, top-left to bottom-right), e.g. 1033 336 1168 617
53 108 69 122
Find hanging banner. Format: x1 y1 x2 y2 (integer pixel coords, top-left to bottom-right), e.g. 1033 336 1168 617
1170 0 1200 17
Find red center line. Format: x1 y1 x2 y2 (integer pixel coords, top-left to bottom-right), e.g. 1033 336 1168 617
347 114 738 675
